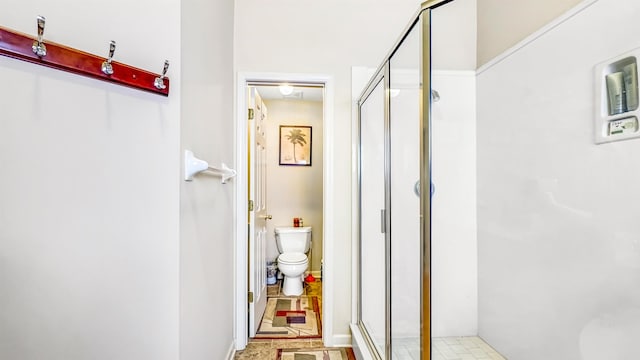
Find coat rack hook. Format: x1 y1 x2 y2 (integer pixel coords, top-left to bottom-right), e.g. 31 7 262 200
154 60 169 90
101 40 116 75
32 15 46 57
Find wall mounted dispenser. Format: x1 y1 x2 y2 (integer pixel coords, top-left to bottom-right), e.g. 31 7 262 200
184 150 236 183
595 49 640 144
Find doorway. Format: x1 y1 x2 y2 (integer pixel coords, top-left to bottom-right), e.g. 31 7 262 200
234 73 335 351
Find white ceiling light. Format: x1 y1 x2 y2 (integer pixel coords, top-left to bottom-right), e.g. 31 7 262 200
279 84 294 96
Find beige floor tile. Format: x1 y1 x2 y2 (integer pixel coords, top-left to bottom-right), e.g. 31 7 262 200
428 337 506 360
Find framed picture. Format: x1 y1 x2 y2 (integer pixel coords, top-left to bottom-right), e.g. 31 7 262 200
279 125 312 166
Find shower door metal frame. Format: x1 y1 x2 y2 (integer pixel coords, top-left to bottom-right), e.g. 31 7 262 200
355 1 454 359
356 67 387 360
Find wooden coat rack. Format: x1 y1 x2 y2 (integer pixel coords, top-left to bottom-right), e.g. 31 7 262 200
0 16 170 96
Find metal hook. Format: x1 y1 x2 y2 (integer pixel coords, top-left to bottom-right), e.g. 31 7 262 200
32 15 47 57
101 40 116 75
154 60 169 90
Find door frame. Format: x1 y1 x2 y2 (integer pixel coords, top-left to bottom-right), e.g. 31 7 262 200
234 72 335 350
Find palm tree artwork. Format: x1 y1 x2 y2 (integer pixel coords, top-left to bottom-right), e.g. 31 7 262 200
280 125 312 166
286 128 307 163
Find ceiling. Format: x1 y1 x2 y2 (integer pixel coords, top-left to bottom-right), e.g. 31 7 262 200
252 85 324 102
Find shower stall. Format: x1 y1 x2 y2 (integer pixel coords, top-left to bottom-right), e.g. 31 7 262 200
354 0 640 359
352 0 494 359
353 1 442 359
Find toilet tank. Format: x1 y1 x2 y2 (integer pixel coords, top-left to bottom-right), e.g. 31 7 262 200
275 226 311 253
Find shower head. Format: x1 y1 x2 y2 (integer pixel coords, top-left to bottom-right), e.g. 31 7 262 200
431 89 440 102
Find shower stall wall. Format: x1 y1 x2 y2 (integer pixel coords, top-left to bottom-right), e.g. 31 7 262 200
352 1 452 359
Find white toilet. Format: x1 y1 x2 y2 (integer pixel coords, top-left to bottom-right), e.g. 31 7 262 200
275 226 311 296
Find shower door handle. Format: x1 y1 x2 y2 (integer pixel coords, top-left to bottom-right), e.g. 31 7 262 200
414 180 435 197
381 209 386 234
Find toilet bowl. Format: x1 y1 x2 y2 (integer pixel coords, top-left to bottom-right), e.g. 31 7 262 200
275 226 311 296
277 253 309 296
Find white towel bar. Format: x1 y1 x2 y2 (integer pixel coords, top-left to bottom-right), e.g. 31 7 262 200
184 150 236 184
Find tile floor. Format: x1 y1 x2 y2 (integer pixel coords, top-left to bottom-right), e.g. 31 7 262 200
392 336 506 360
432 337 506 360
267 277 322 297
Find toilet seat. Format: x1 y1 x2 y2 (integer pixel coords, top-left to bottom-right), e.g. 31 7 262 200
278 252 307 265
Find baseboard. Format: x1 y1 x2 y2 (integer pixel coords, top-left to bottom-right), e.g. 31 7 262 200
329 334 352 347
225 341 236 360
311 270 322 279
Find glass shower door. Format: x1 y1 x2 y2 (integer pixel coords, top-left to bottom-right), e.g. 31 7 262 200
389 14 423 360
359 77 387 358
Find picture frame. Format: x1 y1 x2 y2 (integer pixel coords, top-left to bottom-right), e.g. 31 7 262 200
279 125 312 166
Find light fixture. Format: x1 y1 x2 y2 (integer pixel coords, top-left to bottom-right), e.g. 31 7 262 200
279 84 294 96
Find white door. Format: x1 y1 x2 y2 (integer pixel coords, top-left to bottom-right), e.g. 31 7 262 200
248 87 270 337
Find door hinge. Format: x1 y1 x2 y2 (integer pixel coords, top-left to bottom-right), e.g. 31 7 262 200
248 108 254 120
249 200 254 212
248 291 254 303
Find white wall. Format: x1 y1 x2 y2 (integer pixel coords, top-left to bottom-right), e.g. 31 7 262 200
0 1 237 359
263 99 324 273
477 0 640 358
477 0 583 66
431 71 477 337
0 1 181 359
235 0 423 341
179 0 236 359
432 0 477 70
